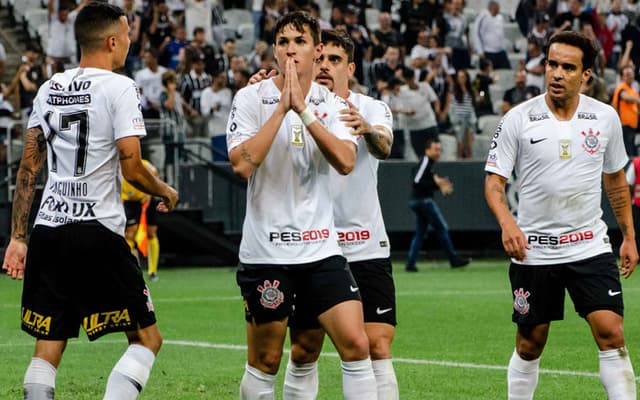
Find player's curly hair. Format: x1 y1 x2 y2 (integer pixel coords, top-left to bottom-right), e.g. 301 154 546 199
321 29 355 63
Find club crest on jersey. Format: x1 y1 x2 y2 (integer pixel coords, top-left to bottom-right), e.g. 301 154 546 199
291 125 304 147
559 139 571 160
258 280 284 309
313 110 328 126
581 128 600 154
513 288 530 315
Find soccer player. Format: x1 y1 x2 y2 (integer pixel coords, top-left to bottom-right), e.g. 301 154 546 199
227 12 377 400
2 3 178 399
122 159 162 281
485 31 637 399
282 29 398 399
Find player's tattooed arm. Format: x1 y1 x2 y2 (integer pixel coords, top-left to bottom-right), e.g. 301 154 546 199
240 143 260 168
604 170 635 238
364 126 392 160
11 127 47 241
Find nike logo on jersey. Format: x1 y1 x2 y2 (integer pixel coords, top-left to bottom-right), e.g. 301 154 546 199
530 137 547 144
608 290 622 296
376 307 392 315
350 285 359 292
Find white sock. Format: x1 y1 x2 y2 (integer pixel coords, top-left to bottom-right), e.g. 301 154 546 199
283 359 318 400
240 363 276 400
599 347 637 399
24 357 56 400
104 344 155 400
341 358 378 400
507 349 540 400
372 359 399 400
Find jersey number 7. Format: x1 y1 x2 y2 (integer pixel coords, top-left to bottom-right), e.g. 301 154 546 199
45 110 89 177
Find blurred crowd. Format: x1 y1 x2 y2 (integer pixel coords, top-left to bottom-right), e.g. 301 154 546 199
3 0 640 165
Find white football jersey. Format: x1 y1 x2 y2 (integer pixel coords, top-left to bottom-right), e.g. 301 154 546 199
485 94 628 265
331 92 393 262
28 68 147 236
227 79 356 264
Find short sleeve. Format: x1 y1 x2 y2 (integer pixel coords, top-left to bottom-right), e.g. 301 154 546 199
485 111 520 178
27 85 49 135
326 93 356 144
113 80 147 140
362 98 393 133
226 86 260 151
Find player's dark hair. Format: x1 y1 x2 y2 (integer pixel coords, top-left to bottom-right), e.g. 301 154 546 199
75 2 125 52
547 31 597 71
425 136 440 151
321 29 355 63
273 11 321 46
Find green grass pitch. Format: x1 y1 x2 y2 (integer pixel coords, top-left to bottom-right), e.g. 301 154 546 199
1 259 639 399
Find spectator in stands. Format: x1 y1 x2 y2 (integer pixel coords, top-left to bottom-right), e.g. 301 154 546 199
406 136 471 271
185 0 215 44
400 0 440 51
442 0 471 71
473 1 511 70
0 39 7 82
502 68 541 114
135 48 168 120
554 0 594 31
473 58 497 116
304 2 332 30
401 68 441 159
582 22 606 77
189 27 219 76
227 55 249 88
449 69 476 159
160 70 186 183
371 11 404 59
528 13 551 48
232 69 251 94
424 53 453 132
123 0 142 77
47 0 89 66
215 38 237 84
179 51 211 138
248 40 269 72
143 0 174 58
161 26 190 71
411 30 439 79
17 43 48 123
525 38 546 92
381 76 407 158
607 0 629 68
580 73 609 103
620 21 640 74
201 69 232 161
368 44 404 98
343 6 370 84
415 34 453 80
612 65 640 156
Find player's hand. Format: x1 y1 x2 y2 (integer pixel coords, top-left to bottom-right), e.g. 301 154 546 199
2 238 27 280
501 221 529 261
287 58 306 113
249 69 278 85
618 238 638 278
158 186 179 212
278 61 292 113
339 100 373 136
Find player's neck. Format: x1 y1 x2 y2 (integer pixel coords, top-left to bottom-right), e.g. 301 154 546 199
335 86 350 99
78 53 114 71
545 93 580 121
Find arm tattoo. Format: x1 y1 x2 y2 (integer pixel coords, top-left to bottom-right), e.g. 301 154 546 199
11 127 46 240
490 181 508 206
240 143 259 168
364 128 391 159
119 149 134 161
606 184 632 234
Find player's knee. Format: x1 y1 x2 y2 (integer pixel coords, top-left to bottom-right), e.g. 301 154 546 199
290 343 320 364
253 349 284 373
338 332 370 361
369 336 392 360
515 342 543 360
595 325 626 349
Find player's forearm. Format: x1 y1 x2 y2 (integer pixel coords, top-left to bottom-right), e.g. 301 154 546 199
604 170 636 239
484 173 515 228
229 109 285 179
364 125 392 160
11 128 47 240
307 122 355 175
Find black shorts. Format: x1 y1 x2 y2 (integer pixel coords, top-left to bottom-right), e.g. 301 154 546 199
237 255 361 326
21 222 157 341
509 253 623 325
124 199 159 226
349 258 397 326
